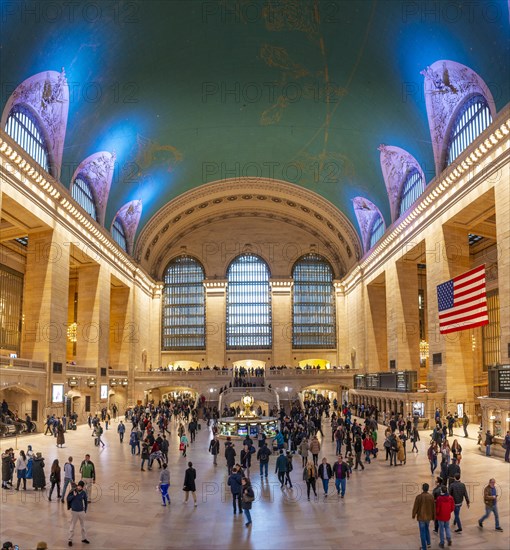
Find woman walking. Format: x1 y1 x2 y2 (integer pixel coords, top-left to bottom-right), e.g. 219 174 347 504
48 459 61 501
15 450 27 490
299 438 309 467
159 463 171 506
302 461 318 500
241 477 254 527
32 452 46 491
451 439 462 464
56 423 65 448
180 433 189 457
182 461 197 506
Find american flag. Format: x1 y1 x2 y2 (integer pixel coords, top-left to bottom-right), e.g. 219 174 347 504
437 264 489 334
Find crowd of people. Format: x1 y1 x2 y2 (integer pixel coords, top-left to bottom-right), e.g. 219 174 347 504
1 391 508 548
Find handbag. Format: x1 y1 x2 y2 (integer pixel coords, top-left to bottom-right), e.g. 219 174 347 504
179 442 185 451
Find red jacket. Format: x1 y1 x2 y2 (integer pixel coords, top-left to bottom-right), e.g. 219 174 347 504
435 494 455 521
363 438 374 451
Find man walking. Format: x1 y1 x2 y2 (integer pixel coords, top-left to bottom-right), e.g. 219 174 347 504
449 473 470 533
333 455 349 499
462 413 469 438
412 483 436 550
60 457 75 503
478 478 503 532
79 455 95 503
275 450 288 488
227 465 243 514
257 443 270 478
67 480 89 546
435 485 455 548
117 421 125 443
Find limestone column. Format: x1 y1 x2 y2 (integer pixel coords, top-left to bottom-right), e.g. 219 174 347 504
148 284 162 370
366 278 387 371
385 261 420 373
204 280 227 367
270 279 292 366
425 224 475 413
109 285 131 369
75 264 111 410
494 168 510 363
21 229 70 371
335 282 349 366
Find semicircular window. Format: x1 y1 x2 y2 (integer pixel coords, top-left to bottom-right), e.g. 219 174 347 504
72 177 98 221
112 217 127 252
446 94 492 167
226 254 271 349
399 168 424 217
292 254 336 349
162 256 205 350
369 214 385 249
5 105 51 174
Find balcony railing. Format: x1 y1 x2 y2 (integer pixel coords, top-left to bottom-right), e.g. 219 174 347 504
0 357 46 371
66 365 98 375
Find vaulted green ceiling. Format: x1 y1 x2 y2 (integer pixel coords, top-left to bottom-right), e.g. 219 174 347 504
2 0 509 240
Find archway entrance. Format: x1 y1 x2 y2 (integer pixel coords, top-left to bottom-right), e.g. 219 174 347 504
298 358 331 369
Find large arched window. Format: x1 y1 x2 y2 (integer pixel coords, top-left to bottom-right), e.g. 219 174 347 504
162 256 205 350
399 168 424 217
226 254 271 349
112 217 127 252
5 105 50 173
292 254 336 349
72 177 98 221
369 214 385 249
446 94 492 167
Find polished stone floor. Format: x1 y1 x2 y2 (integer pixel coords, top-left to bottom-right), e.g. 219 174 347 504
0 417 508 550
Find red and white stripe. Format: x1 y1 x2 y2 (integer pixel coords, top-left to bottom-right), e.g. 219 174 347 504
439 265 489 334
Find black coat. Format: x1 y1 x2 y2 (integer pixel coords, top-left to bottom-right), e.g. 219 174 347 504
32 457 46 489
225 446 236 466
242 485 254 510
183 467 196 492
2 455 11 482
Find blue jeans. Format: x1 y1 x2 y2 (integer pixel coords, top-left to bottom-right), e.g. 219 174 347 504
453 504 463 530
335 477 346 496
364 450 371 463
438 520 451 545
259 462 268 477
160 483 170 504
479 504 500 528
485 445 491 456
61 478 72 501
243 508 252 524
418 521 430 550
322 478 329 495
430 457 437 474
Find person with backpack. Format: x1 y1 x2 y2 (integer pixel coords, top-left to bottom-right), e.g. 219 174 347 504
240 444 252 478
67 480 89 546
79 455 95 501
227 465 243 514
333 455 349 498
302 461 318 500
60 457 75 503
94 423 105 448
257 443 270 478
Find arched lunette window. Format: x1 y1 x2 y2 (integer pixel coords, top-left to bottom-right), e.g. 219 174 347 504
446 94 492 167
112 217 127 252
162 256 205 350
72 177 98 221
5 105 51 174
292 254 336 349
369 214 385 249
399 168 424 217
226 254 271 349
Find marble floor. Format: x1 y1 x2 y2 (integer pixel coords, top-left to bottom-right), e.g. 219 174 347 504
0 418 508 550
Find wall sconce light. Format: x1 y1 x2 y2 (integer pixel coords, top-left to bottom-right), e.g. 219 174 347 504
68 377 78 387
121 379 128 387
87 377 96 387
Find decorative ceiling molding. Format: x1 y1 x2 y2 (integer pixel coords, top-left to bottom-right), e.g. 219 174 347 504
150 211 348 280
70 151 116 226
113 200 142 254
352 197 384 253
1 69 69 181
135 178 362 272
378 144 425 222
421 60 496 175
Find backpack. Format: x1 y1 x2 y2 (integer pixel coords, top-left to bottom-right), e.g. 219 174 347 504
259 451 269 462
249 445 256 455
